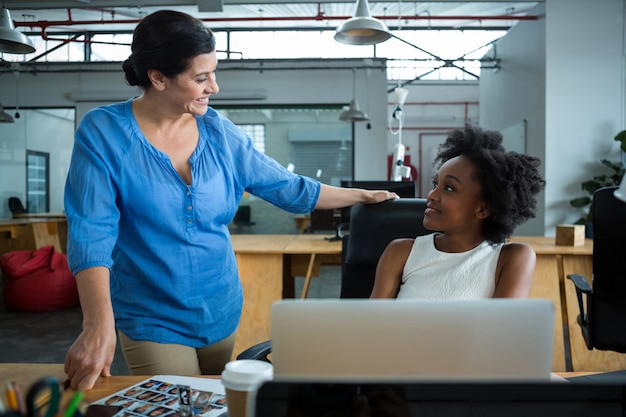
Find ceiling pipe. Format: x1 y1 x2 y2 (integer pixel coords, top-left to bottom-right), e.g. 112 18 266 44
13 13 538 31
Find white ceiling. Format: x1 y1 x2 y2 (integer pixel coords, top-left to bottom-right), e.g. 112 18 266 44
4 1 541 32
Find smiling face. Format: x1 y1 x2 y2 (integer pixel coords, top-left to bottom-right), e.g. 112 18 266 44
157 51 219 116
423 155 489 235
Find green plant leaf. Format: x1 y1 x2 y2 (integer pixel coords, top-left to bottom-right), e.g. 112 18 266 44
600 159 623 173
615 130 626 153
581 179 603 194
570 196 591 207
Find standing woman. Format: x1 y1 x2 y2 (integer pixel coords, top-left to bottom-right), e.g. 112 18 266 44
64 9 396 391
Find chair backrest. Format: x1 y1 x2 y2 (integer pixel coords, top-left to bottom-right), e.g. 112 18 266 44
234 205 254 224
341 198 430 298
8 197 26 215
589 186 626 350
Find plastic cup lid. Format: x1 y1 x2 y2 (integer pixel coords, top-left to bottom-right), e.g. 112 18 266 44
221 360 274 391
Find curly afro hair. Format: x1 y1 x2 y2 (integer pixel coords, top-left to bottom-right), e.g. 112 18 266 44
434 125 546 244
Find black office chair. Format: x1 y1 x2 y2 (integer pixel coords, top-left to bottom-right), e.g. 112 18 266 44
8 197 27 217
567 186 626 352
341 198 429 298
237 198 430 361
233 205 256 229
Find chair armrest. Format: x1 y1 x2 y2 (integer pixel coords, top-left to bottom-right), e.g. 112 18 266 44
566 273 593 350
236 340 272 363
567 273 592 294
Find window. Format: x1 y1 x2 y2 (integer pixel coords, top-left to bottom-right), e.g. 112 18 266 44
2 28 505 81
237 124 266 153
26 150 50 213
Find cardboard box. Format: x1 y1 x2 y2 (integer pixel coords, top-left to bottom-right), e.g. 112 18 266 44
555 224 585 246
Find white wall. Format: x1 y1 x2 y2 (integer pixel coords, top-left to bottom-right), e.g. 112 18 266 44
479 3 546 236
480 0 625 237
544 0 625 234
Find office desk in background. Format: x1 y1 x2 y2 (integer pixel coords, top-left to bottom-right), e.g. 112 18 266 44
231 234 341 358
0 215 67 255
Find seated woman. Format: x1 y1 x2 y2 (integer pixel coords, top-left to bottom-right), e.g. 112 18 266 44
371 125 546 299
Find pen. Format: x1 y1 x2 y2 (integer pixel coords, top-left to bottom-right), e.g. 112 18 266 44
63 391 85 417
5 382 19 412
12 382 26 415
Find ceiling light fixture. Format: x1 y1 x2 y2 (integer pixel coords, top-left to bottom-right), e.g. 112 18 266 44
0 6 36 54
334 0 391 46
339 69 369 122
0 102 15 123
390 87 410 181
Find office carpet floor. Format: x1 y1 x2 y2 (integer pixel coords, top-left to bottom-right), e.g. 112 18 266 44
0 265 342 376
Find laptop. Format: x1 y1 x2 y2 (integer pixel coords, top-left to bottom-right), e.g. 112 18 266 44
270 298 555 382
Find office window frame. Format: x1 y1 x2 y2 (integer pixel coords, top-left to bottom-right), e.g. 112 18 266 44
26 150 50 213
237 123 266 153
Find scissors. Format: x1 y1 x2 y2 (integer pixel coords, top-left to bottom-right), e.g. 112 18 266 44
25 377 61 417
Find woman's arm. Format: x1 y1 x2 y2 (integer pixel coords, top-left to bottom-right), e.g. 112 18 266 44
493 242 537 298
370 238 414 298
64 266 118 390
315 184 397 210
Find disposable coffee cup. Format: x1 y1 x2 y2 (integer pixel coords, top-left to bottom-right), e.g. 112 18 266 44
221 359 273 417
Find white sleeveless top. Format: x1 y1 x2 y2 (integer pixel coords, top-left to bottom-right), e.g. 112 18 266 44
397 233 503 299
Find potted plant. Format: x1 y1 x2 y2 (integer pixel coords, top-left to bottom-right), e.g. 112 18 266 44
616 129 626 165
569 131 626 236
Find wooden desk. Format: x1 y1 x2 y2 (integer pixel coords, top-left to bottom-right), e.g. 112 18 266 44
0 363 611 406
293 214 310 233
13 212 66 220
231 234 341 358
283 234 342 299
0 217 67 255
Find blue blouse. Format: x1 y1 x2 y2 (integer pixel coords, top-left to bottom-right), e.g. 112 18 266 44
64 99 320 347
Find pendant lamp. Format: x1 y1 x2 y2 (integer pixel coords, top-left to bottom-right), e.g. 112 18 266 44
334 0 391 46
339 69 369 122
0 7 36 54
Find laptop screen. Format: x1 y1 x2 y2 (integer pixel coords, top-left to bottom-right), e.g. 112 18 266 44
252 381 626 417
270 299 555 382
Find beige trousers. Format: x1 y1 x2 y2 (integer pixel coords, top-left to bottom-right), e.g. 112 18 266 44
118 329 237 375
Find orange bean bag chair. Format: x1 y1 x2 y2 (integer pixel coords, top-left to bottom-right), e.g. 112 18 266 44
1 246 79 311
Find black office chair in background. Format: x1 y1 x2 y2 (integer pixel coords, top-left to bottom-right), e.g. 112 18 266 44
232 205 256 232
567 186 626 352
8 196 27 217
237 197 430 362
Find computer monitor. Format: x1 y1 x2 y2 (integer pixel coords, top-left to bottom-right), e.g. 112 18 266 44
308 208 342 234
